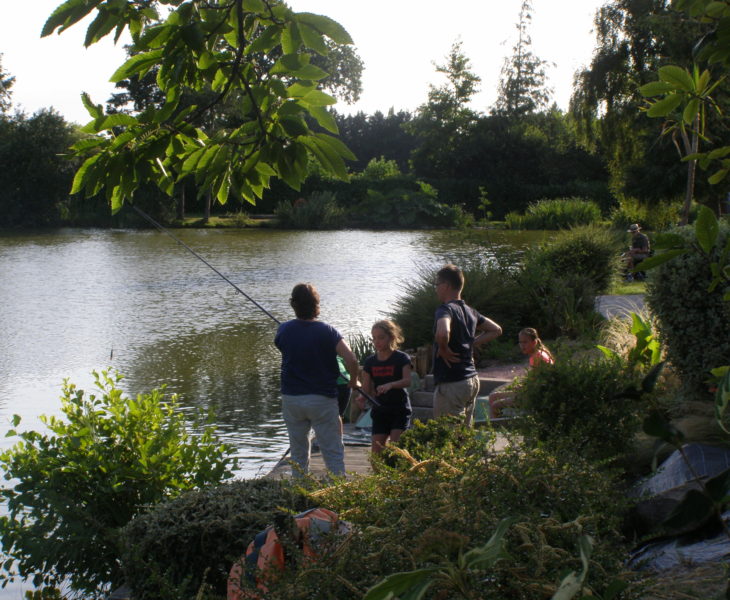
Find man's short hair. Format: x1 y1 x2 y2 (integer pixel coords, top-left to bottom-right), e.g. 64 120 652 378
290 283 320 319
436 264 464 292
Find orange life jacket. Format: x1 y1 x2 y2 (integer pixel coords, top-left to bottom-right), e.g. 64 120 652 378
227 507 349 600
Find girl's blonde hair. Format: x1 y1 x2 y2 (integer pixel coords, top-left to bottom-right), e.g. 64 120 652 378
519 327 553 361
372 319 404 351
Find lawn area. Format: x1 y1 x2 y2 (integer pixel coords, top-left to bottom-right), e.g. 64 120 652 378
609 279 647 295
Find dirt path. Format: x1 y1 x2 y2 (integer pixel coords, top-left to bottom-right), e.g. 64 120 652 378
595 294 645 319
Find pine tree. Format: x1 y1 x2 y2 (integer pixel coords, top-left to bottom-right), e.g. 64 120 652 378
492 0 552 117
408 39 481 177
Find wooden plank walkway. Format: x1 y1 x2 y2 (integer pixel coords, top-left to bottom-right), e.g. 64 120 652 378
267 442 372 480
267 422 513 480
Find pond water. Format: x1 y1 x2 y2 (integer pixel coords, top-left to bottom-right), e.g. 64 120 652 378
0 227 547 479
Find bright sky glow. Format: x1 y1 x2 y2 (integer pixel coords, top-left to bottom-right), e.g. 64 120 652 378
0 0 605 124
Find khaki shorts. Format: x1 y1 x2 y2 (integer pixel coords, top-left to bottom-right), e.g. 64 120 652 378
433 376 480 427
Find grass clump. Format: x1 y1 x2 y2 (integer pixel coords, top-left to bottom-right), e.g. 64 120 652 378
390 260 525 349
505 197 602 230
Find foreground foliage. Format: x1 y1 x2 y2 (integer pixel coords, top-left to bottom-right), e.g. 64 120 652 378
119 418 632 599
0 371 236 594
44 0 356 212
121 479 309 599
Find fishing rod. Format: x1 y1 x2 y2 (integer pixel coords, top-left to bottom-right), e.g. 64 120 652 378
131 204 282 325
131 204 377 405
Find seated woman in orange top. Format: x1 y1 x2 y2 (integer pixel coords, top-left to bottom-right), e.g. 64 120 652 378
488 328 554 419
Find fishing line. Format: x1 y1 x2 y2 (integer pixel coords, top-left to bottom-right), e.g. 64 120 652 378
130 204 374 401
131 205 281 325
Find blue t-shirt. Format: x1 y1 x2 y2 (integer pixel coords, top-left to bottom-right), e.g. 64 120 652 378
274 319 342 397
432 300 486 384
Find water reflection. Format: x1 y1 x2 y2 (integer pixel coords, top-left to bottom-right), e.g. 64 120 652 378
0 228 546 476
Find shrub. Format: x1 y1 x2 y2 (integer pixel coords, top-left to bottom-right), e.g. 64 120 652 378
0 371 236 595
348 181 463 229
116 420 632 600
515 226 621 337
274 191 344 229
504 197 602 230
646 222 730 399
514 357 642 461
357 156 401 180
120 479 309 600
525 225 622 294
609 196 682 232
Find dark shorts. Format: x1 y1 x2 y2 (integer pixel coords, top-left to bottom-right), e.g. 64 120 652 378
371 405 411 436
336 384 349 417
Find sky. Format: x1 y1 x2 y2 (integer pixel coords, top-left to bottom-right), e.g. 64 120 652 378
0 0 606 125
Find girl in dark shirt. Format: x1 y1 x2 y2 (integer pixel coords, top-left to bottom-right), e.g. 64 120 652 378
356 320 412 454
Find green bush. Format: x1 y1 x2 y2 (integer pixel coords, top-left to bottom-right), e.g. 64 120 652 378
115 420 632 599
528 226 622 294
514 357 642 461
348 181 464 229
646 222 730 399
0 371 236 594
609 196 682 232
274 191 345 229
356 156 401 180
504 197 602 230
121 479 309 600
515 226 621 337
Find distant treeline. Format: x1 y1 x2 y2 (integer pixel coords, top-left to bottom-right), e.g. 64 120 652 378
3 0 730 229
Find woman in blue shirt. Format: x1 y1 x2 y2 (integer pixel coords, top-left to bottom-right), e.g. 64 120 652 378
274 283 359 478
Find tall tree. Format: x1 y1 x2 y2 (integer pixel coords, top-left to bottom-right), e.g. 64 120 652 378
569 0 724 202
0 54 15 114
408 39 481 178
0 110 81 226
334 108 417 172
492 0 552 118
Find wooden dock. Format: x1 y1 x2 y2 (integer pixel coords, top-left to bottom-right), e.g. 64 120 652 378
267 424 373 479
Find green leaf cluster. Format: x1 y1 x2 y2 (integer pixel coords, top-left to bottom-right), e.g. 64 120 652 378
598 312 662 373
44 0 356 213
362 518 515 600
0 370 236 593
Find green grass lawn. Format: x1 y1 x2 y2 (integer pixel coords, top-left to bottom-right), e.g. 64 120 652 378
177 214 272 228
609 279 647 295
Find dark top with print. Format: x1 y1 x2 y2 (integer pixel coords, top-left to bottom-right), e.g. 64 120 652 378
363 350 412 412
432 300 486 384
